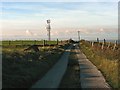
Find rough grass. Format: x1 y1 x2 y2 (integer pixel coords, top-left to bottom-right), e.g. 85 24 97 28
2 43 70 88
80 40 119 88
59 46 81 88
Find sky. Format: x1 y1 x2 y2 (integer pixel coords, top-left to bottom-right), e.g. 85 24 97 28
1 1 118 40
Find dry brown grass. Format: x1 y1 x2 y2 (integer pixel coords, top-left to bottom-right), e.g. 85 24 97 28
2 44 70 88
80 40 119 88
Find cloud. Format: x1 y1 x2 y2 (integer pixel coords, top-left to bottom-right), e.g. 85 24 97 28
26 30 32 35
51 31 59 36
26 29 38 36
2 2 118 40
2 2 117 29
65 30 70 33
99 28 104 32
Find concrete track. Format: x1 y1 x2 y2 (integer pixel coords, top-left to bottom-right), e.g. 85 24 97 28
31 45 73 88
75 44 111 89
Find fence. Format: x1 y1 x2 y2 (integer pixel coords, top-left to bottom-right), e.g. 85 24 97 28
2 39 71 47
2 39 60 46
87 38 118 51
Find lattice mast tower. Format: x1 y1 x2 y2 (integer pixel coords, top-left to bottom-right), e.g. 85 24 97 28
46 19 51 41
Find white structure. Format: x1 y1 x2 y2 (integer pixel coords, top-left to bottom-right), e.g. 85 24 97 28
46 19 51 41
78 31 80 41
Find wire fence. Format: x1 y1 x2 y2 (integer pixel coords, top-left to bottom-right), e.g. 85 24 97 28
84 38 119 51
1 39 70 46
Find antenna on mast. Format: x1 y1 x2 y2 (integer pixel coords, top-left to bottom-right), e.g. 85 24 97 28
46 19 51 41
78 31 80 42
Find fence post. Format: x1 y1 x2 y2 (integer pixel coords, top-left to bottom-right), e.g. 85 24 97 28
57 39 59 45
9 41 11 45
34 40 36 45
46 40 47 45
42 40 45 51
97 38 99 43
103 39 106 45
90 41 92 46
61 40 62 44
43 40 45 46
101 41 104 49
22 40 23 45
107 42 110 49
101 39 106 49
92 42 94 47
115 40 117 45
113 40 117 50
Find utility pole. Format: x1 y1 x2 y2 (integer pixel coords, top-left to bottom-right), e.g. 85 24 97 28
78 31 80 42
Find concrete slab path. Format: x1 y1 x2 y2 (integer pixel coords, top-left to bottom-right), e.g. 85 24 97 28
31 45 73 88
75 44 111 89
0 53 2 90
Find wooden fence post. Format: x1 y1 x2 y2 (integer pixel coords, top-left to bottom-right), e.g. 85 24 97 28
107 42 111 49
43 40 45 46
9 41 11 45
97 38 99 43
46 40 47 45
103 39 106 45
101 41 104 49
57 39 59 45
42 40 45 51
90 41 92 46
92 42 94 47
113 40 117 50
34 40 36 45
22 40 23 45
61 40 62 44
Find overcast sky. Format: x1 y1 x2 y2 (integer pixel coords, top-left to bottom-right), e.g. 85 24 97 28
1 1 118 40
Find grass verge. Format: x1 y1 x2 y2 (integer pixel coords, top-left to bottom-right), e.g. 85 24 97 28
80 40 119 88
2 44 70 88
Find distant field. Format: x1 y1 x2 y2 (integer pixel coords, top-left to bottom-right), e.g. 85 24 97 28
2 40 59 46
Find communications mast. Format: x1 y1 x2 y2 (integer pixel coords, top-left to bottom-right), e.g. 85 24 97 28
78 31 80 41
46 19 51 41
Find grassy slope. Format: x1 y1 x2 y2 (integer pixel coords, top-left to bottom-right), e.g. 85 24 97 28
80 40 119 88
59 46 81 88
2 44 70 88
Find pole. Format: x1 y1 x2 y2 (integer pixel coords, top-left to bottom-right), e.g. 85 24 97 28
97 38 99 43
57 39 59 45
78 31 80 42
46 20 51 41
